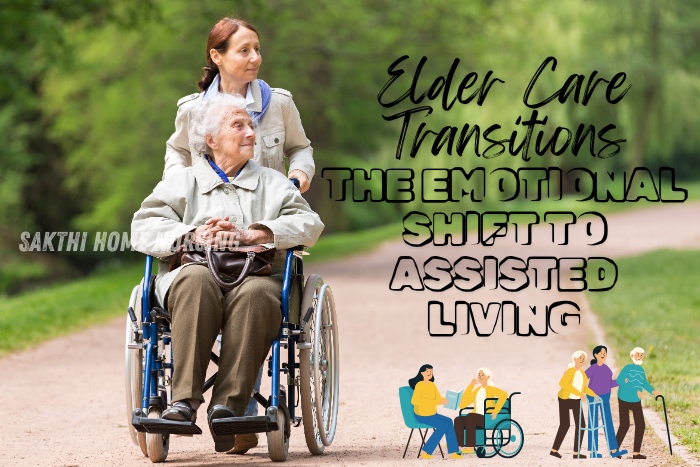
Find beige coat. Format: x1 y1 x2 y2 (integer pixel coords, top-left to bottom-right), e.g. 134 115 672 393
164 80 315 181
132 157 324 305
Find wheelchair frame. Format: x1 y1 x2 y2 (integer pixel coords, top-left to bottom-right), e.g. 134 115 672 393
457 391 524 459
125 248 339 462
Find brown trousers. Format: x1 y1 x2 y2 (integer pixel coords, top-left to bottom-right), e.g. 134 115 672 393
552 397 585 452
453 413 484 447
616 399 645 453
166 265 282 416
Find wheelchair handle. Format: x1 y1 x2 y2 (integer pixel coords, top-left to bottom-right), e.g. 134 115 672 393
459 406 474 416
459 391 520 417
290 178 300 189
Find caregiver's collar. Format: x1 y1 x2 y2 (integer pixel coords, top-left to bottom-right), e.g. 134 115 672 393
248 79 263 113
204 74 262 113
192 156 260 193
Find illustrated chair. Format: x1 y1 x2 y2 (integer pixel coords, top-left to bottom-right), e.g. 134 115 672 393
398 386 444 458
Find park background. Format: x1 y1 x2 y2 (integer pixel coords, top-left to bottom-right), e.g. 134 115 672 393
1 0 699 465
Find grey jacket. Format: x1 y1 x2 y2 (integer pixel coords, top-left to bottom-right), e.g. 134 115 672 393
132 157 324 305
164 81 315 181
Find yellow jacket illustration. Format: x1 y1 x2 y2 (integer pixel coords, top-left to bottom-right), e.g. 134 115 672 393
459 383 508 416
557 367 596 399
411 381 442 416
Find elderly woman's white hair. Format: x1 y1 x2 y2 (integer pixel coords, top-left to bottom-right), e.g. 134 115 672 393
477 367 494 386
188 93 248 157
567 350 587 368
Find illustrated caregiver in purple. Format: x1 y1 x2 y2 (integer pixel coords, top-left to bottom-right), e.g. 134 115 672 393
585 345 627 458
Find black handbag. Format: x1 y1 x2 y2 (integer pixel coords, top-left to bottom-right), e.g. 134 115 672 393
170 241 276 291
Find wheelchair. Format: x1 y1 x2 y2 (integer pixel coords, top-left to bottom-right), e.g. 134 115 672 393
456 392 524 458
124 247 339 462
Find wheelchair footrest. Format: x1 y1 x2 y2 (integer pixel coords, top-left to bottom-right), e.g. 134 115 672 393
211 414 279 436
132 409 202 435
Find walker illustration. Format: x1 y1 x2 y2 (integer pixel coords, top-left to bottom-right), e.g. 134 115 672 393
577 397 611 458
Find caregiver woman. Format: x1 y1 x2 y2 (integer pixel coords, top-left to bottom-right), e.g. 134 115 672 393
164 17 315 193
585 345 627 458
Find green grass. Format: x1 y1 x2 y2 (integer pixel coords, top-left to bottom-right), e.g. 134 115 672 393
0 223 402 357
304 222 401 263
0 260 48 293
0 264 143 357
587 250 700 454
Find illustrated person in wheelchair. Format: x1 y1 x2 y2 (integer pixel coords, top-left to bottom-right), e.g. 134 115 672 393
453 368 508 455
130 92 324 455
451 368 524 459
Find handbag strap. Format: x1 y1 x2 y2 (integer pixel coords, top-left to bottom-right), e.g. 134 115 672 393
205 247 256 291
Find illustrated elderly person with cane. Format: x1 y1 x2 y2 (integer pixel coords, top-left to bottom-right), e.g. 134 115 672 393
615 347 662 460
131 92 323 453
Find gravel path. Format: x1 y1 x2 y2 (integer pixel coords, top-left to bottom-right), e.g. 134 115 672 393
1 203 699 466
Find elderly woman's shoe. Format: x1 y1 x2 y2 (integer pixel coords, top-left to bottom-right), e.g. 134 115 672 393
226 433 258 454
162 400 196 423
208 405 237 452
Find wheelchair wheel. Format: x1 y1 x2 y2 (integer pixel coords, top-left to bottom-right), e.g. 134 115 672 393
475 441 498 458
124 285 148 456
299 275 339 455
493 419 524 458
267 399 291 462
146 408 169 463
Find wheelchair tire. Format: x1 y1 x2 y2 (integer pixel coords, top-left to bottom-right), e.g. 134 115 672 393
493 418 524 458
299 275 339 455
475 442 498 459
125 286 148 457
146 408 169 463
267 401 291 462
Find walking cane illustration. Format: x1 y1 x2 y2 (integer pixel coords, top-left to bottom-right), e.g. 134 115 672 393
655 395 672 455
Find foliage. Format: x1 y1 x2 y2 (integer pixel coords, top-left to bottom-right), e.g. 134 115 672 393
2 0 700 280
587 250 700 453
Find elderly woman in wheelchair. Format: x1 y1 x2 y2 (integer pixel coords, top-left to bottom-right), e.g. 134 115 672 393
129 93 330 461
453 368 524 458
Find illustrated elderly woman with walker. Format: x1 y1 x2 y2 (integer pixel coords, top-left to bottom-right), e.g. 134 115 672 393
550 350 599 459
131 92 323 454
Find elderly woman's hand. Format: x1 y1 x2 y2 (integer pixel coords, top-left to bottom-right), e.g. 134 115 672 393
288 170 310 193
195 217 275 248
192 218 229 245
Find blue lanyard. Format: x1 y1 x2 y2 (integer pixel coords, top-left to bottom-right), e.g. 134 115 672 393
206 155 245 183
